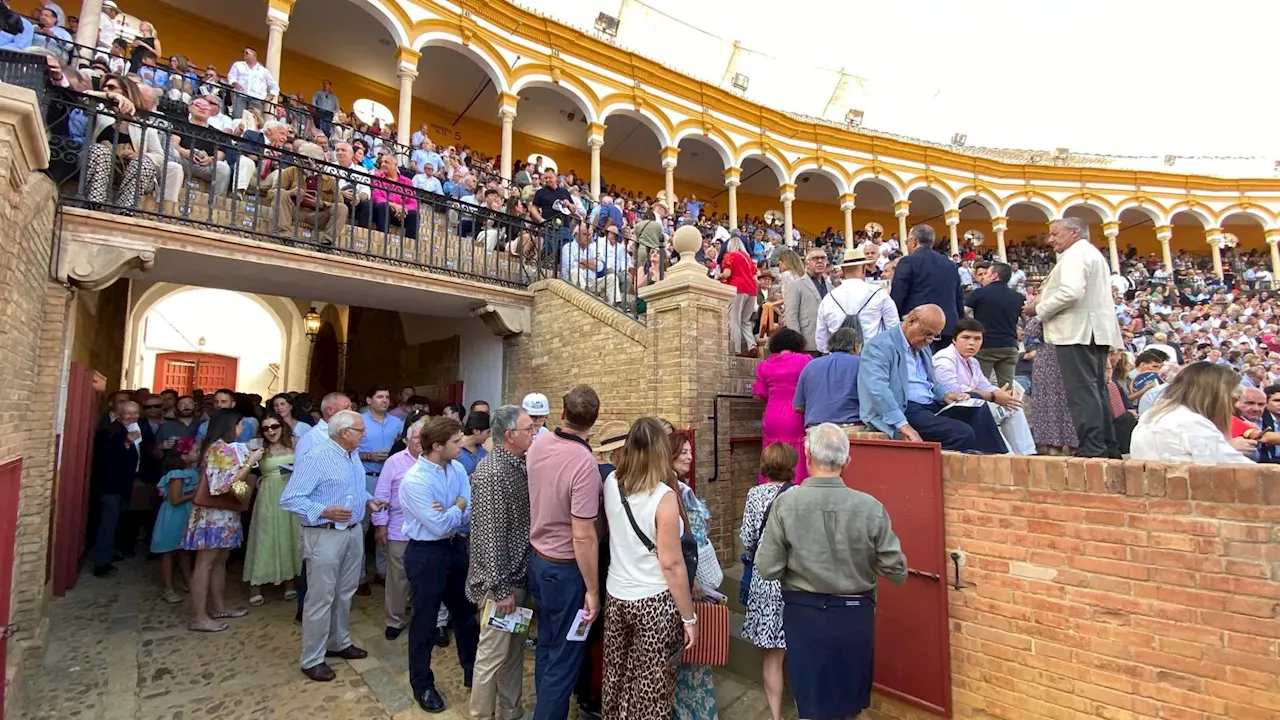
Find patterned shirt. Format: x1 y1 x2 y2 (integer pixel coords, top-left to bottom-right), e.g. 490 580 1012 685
465 446 530 604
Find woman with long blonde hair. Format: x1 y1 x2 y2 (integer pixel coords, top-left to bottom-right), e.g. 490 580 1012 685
1130 361 1254 464
601 417 698 719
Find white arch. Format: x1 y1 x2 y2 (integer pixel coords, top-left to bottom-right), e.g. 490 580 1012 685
850 173 904 202
789 165 850 196
598 104 673 149
672 130 734 169
1114 201 1166 226
956 193 999 218
737 152 789 186
1169 208 1213 228
1220 209 1270 228
1061 202 1114 223
123 283 310 393
1001 199 1056 220
413 33 511 95
904 183 957 212
345 0 411 48
511 77 599 125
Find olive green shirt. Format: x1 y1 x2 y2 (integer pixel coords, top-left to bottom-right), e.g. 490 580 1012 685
755 475 907 594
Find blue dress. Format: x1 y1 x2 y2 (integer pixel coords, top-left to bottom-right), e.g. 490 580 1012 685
150 469 199 553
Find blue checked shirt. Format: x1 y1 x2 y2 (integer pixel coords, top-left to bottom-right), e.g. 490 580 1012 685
280 434 369 527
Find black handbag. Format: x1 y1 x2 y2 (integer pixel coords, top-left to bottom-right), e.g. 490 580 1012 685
739 482 793 606
616 479 698 588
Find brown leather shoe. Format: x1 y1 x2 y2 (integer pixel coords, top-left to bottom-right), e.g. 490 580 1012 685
302 663 336 682
326 645 368 660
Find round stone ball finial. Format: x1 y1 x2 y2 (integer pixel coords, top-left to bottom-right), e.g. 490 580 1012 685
672 225 701 260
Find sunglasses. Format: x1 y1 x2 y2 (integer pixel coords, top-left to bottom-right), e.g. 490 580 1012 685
143 404 162 409
262 424 282 431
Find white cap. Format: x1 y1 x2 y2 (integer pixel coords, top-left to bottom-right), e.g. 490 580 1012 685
522 392 550 416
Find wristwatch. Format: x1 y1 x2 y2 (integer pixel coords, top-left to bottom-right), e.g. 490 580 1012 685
681 615 698 627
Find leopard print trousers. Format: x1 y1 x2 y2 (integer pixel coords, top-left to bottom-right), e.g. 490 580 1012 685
602 591 685 720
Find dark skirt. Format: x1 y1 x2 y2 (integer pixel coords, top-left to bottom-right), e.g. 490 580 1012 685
783 590 876 719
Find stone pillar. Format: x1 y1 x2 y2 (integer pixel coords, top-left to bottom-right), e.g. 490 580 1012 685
265 18 289 82
894 200 910 243
660 146 679 214
840 192 856 244
1103 220 1120 272
945 209 960 256
1207 229 1224 279
498 92 518 183
74 0 102 58
724 167 741 231
394 46 420 150
992 216 1008 261
588 122 606 201
1267 229 1280 289
1155 226 1173 274
780 183 796 245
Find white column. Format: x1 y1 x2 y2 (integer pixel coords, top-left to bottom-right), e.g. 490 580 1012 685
780 183 796 245
394 47 420 150
588 122 605 201
660 146 679 215
894 200 910 243
1155 226 1173 275
1207 229 1224 279
497 92 517 184
945 209 960 256
265 16 289 83
725 167 741 231
840 193 856 244
992 217 1008 261
75 0 103 58
1103 221 1120 272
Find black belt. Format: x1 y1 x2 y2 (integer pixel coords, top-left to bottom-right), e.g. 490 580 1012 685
410 536 463 547
303 522 356 530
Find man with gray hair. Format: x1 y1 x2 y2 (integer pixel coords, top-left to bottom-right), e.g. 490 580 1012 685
890 224 966 352
794 327 863 428
1026 217 1124 457
755 423 906 720
235 119 289 194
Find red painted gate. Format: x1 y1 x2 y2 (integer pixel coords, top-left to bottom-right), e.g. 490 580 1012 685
51 362 98 596
843 438 952 717
0 457 23 717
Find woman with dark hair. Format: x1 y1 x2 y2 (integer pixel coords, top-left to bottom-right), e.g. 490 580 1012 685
85 73 158 207
183 408 262 633
669 431 720 720
269 393 312 439
753 328 812 483
243 414 300 606
233 394 261 439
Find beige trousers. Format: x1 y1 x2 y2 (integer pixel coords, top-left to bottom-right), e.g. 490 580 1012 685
384 539 409 630
468 588 528 720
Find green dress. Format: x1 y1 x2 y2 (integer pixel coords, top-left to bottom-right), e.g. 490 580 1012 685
243 452 301 586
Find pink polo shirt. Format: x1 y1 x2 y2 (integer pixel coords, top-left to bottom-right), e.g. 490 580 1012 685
527 429 600 560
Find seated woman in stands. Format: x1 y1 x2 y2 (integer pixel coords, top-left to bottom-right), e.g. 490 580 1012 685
1130 361 1256 464
84 73 159 209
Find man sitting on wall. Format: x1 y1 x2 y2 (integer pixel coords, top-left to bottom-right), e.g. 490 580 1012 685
931 318 1036 455
857 304 1008 454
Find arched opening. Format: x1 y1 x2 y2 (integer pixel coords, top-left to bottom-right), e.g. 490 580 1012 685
281 0 404 110
793 170 842 238
598 111 666 199
906 188 949 235
1117 206 1162 263
1220 212 1267 280
673 135 729 217
408 44 500 151
512 85 596 182
956 196 995 256
737 157 787 226
308 321 340 397
851 178 900 240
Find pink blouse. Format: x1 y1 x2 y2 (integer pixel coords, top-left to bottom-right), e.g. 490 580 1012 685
370 172 418 212
371 448 417 541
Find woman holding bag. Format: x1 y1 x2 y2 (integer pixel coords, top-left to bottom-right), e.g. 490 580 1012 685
183 408 262 633
669 431 721 720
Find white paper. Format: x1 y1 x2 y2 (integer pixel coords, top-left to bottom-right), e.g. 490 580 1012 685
566 609 591 642
935 398 986 415
483 600 533 634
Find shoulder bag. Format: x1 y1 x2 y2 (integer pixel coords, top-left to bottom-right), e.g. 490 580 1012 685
738 482 793 606
616 479 698 588
193 453 255 512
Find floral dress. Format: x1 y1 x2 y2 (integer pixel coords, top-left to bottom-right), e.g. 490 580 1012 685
673 484 719 720
181 441 248 550
1025 317 1080 451
738 483 786 649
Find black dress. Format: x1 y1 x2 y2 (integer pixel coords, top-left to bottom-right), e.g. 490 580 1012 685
128 37 158 73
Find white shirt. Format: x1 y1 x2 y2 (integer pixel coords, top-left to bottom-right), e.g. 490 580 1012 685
814 278 900 352
226 61 280 100
337 161 370 201
97 12 117 48
596 239 632 275
561 240 598 285
603 474 674 601
1130 404 1251 464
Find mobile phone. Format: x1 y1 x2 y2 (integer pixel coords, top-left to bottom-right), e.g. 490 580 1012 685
666 638 685 667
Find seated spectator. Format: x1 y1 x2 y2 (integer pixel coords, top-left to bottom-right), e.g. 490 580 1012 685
561 223 619 302
1131 361 1255 464
31 7 71 62
1105 350 1138 455
369 151 419 239
857 304 1007 453
85 74 159 208
235 119 289 195
176 96 231 196
1229 386 1280 462
932 318 1036 455
270 142 347 245
793 327 862 428
1127 349 1168 406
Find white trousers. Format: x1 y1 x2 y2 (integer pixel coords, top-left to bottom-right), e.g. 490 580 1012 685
990 403 1037 455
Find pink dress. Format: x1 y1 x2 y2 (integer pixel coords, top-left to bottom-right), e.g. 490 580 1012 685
753 351 812 483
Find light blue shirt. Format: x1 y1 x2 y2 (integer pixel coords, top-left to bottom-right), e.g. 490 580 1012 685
357 410 404 474
0 18 34 51
279 434 369 527
32 24 72 61
196 416 258 445
398 456 472 541
293 418 328 460
905 342 937 406
413 173 442 195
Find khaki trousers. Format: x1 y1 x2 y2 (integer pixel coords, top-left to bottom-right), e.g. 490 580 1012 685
468 588 528 720
384 539 409 630
299 524 363 670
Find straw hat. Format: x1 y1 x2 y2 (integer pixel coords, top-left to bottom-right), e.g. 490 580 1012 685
838 246 872 268
591 420 630 456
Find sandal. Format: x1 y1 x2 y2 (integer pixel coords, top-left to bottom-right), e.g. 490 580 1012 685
161 590 183 605
212 609 248 619
188 620 229 633
249 594 265 607
283 589 297 600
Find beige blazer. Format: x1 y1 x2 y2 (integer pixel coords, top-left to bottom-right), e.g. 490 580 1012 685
783 274 832 351
1035 240 1123 348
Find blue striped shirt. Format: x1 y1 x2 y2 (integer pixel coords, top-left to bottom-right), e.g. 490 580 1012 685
279 434 369 526
399 456 472 541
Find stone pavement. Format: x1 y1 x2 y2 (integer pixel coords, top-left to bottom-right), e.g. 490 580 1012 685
17 558 791 720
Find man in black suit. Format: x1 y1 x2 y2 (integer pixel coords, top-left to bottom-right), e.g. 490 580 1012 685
92 401 141 578
890 224 966 352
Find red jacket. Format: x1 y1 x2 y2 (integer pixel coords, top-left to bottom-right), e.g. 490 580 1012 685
720 250 758 296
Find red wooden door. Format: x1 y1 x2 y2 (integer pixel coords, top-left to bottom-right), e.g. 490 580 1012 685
843 438 952 717
52 362 97 596
0 457 23 716
154 353 238 395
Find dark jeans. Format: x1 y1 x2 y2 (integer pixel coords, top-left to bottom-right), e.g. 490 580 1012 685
904 401 1007 454
372 203 419 240
529 554 588 720
1056 343 1119 458
93 493 126 568
350 198 372 228
405 538 478 697
315 108 334 136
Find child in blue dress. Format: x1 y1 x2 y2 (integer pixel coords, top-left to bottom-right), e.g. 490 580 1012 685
151 451 198 605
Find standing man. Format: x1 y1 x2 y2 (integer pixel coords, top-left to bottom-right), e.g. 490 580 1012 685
966 261 1025 388
399 417 480 713
226 46 279 120
92 400 140 578
291 392 354 621
311 79 340 136
467 405 535 720
815 246 899 353
1026 218 1124 458
527 385 601 720
890 225 965 352
755 423 907 720
783 247 833 352
279 410 386 682
390 385 416 421
358 385 404 593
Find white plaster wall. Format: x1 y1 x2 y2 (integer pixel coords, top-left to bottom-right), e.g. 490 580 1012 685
140 289 284 398
399 314 503 410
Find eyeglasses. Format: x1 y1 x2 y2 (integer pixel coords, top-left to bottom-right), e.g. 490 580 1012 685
512 424 535 433
262 424 282 431
143 404 162 409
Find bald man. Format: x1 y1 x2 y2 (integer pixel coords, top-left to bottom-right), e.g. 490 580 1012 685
857 305 1008 453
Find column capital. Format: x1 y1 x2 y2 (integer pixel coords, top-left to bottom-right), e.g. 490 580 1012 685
1102 220 1120 238
397 66 418 82
396 46 421 70
839 192 856 211
779 183 796 203
1206 228 1225 246
723 166 742 186
587 121 607 145
660 145 680 169
944 209 960 226
893 200 910 218
266 15 290 31
991 216 1008 233
1265 228 1280 244
497 91 519 118
1155 225 1173 242
267 0 295 17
